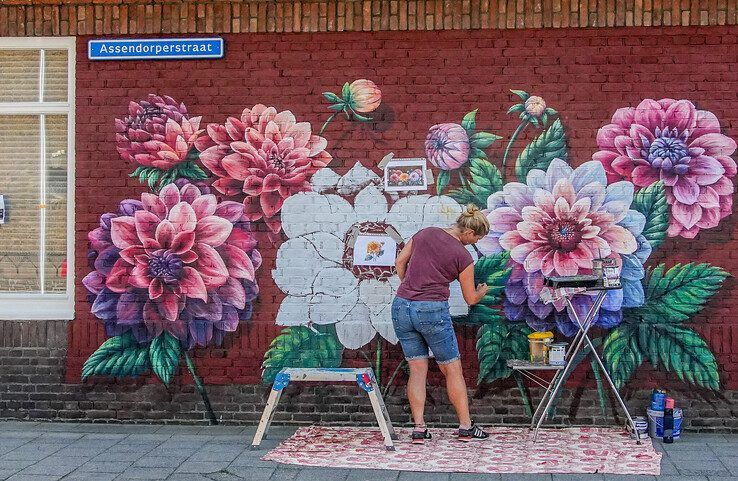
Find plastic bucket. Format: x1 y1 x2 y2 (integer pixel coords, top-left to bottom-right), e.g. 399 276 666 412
647 407 682 439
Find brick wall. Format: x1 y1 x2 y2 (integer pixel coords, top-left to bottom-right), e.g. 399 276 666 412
2 2 738 431
2 0 738 36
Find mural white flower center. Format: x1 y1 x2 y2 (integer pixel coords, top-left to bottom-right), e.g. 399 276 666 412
272 162 470 349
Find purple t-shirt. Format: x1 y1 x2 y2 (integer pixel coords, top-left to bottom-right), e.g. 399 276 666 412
396 227 474 301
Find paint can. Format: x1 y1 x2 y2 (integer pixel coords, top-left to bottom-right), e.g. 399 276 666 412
647 407 682 440
528 331 554 363
631 416 649 440
650 389 667 411
548 343 567 366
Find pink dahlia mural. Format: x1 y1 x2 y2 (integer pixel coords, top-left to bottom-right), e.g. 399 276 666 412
195 104 332 233
593 98 737 238
83 182 260 349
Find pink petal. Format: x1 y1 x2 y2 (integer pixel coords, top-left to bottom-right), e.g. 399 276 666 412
226 228 258 252
180 184 202 204
156 291 179 322
134 210 160 244
633 99 665 132
499 231 527 253
148 278 164 300
696 206 721 229
697 186 720 209
611 107 636 128
218 277 246 310
219 244 255 281
260 190 285 218
141 193 167 220
711 176 734 196
179 266 208 302
119 246 145 265
664 99 696 133
489 207 523 232
212 178 245 196
159 183 181 210
155 220 175 248
517 221 544 242
221 153 250 181
196 216 234 247
262 173 282 192
170 231 196 255
214 201 245 222
631 165 660 187
692 110 722 138
106 260 132 293
130 265 152 288
601 225 637 254
243 176 264 196
596 124 624 150
690 155 725 185
510 242 544 266
553 197 570 218
690 133 738 157
180 250 199 264
168 202 197 233
553 250 578 277
199 146 230 177
285 121 311 148
672 202 702 229
110 217 139 249
672 176 700 205
716 155 738 177
572 243 594 269
552 179 576 206
192 194 217 219
195 243 229 287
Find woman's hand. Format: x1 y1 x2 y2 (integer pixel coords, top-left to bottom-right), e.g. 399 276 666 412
459 265 487 305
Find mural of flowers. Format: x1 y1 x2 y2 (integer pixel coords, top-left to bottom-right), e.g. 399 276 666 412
593 98 737 239
83 182 261 349
479 159 651 336
271 162 469 350
364 240 385 262
116 94 209 190
319 79 382 134
388 167 424 188
194 104 332 234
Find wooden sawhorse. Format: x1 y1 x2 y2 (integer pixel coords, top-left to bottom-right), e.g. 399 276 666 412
250 367 398 451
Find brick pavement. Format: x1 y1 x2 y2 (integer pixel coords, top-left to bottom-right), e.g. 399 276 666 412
1 422 737 481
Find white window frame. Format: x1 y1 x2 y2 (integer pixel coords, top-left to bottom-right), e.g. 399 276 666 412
0 37 75 320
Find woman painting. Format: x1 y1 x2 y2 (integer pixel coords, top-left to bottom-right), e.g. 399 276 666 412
392 204 491 444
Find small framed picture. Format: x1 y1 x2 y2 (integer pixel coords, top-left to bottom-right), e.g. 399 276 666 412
352 234 397 267
383 159 427 192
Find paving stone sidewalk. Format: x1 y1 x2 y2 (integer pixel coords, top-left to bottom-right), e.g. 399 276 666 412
0 421 736 481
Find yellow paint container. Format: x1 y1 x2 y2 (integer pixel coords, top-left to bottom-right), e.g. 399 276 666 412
528 331 554 364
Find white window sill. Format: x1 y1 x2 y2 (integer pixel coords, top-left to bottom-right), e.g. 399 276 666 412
0 295 74 320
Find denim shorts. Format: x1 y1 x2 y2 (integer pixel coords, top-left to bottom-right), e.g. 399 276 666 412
391 296 460 365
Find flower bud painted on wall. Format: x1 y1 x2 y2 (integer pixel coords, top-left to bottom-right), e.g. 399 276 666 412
425 123 471 170
347 79 382 113
524 96 547 118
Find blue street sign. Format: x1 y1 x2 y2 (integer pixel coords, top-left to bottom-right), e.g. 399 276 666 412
88 38 224 61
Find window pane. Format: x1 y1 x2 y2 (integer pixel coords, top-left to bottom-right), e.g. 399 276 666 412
45 115 67 293
43 49 68 102
0 116 41 292
0 50 40 102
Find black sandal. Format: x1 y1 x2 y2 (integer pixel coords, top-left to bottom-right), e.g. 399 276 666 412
411 428 432 445
457 423 489 442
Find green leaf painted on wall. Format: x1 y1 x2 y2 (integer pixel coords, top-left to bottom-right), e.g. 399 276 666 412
514 118 567 182
461 109 477 133
149 332 182 386
436 170 451 195
447 157 503 209
261 325 343 384
470 131 502 149
631 181 668 252
477 319 532 384
474 251 512 305
638 324 720 390
82 332 150 380
626 263 729 324
602 325 643 389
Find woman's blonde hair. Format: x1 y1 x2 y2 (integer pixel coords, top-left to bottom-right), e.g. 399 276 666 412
456 204 490 236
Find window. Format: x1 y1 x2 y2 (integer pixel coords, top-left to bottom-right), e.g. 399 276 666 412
0 37 75 319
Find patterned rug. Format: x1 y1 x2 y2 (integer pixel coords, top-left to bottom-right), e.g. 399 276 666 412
262 426 662 475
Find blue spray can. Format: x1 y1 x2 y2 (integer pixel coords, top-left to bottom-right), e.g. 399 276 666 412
650 389 666 411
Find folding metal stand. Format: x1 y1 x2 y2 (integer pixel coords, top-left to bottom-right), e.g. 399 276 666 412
250 367 397 451
509 289 641 444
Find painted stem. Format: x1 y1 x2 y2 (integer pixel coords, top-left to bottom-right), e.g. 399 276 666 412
375 341 382 386
590 355 608 416
318 112 339 135
184 351 218 425
457 169 467 188
513 371 533 417
501 121 528 183
382 359 407 398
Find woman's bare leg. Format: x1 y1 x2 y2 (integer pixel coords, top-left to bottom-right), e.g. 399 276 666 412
438 359 472 428
406 358 429 426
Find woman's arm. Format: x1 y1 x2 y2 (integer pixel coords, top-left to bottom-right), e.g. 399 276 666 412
458 264 489 305
394 239 413 281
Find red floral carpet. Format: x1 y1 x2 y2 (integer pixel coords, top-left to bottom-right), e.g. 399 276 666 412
262 426 662 475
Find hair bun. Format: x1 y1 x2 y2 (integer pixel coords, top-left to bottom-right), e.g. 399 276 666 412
463 204 480 217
